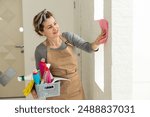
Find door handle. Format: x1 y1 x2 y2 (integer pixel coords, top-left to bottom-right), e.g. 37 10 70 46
15 45 24 53
15 45 24 48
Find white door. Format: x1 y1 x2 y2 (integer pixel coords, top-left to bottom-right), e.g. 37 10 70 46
0 0 25 98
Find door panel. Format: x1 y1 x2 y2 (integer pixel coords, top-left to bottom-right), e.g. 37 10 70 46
0 0 25 98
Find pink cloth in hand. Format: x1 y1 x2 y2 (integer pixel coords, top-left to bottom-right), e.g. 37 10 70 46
98 19 108 43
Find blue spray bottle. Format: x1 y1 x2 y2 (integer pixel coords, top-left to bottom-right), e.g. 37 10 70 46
32 69 41 84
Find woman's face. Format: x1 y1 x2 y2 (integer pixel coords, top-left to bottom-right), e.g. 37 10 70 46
41 17 60 39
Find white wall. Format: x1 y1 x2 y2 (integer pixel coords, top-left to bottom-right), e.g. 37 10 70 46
133 0 150 99
111 0 133 99
112 0 150 100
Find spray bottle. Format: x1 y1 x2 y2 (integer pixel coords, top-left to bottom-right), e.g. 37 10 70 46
39 58 47 78
32 69 41 84
43 66 53 83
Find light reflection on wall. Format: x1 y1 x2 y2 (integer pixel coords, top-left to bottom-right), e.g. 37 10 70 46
94 0 104 92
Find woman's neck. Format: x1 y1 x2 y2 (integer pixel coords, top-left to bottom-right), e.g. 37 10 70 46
46 37 62 48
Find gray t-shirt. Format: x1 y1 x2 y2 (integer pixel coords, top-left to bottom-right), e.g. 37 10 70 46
35 32 96 69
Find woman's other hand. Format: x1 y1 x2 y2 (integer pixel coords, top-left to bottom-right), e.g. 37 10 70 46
31 89 38 99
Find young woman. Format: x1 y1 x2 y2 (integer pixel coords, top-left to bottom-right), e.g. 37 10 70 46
32 9 107 100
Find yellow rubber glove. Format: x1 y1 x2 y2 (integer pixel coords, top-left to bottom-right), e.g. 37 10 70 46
23 80 34 96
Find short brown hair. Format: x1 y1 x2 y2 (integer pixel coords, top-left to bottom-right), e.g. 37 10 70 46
33 9 54 36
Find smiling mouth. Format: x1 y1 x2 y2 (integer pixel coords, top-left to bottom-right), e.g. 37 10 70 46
53 30 59 34
53 32 57 34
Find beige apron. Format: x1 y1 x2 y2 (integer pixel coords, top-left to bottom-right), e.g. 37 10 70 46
45 37 85 100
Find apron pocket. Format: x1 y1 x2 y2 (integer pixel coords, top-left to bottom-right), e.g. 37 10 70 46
67 76 81 95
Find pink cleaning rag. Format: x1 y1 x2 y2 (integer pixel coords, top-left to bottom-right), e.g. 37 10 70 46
98 19 108 43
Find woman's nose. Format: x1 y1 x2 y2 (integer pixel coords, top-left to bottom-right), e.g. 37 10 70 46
53 26 57 31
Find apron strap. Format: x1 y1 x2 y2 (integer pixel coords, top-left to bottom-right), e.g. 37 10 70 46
60 36 74 47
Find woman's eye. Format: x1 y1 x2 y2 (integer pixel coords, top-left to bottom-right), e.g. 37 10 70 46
48 26 52 29
54 22 57 25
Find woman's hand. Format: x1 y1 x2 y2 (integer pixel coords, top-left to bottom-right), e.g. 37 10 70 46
91 30 108 50
31 89 38 99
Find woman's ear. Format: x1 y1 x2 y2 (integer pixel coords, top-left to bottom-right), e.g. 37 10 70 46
39 31 45 36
